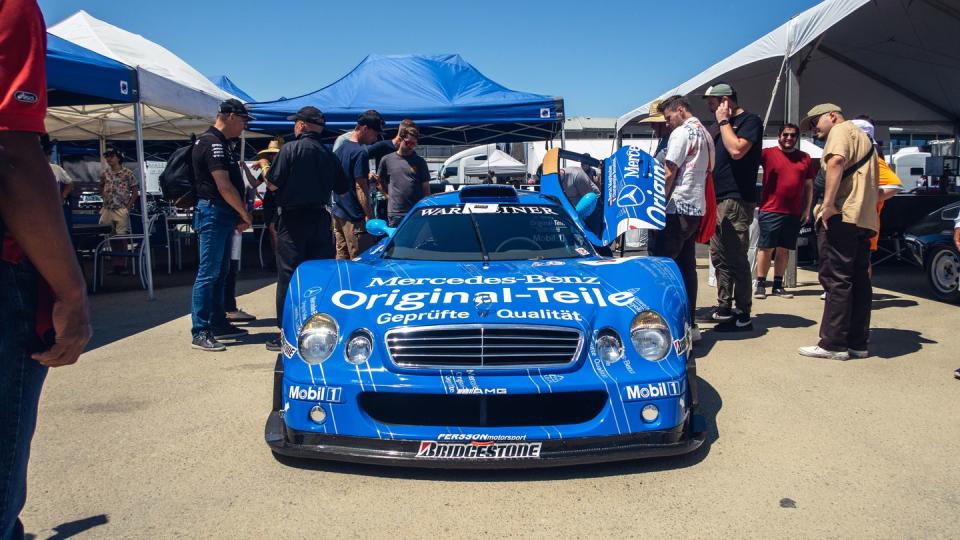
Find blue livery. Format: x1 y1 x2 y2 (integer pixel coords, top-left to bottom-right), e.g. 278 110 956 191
265 184 705 467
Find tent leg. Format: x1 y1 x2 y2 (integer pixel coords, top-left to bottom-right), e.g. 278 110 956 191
784 57 801 289
134 102 155 300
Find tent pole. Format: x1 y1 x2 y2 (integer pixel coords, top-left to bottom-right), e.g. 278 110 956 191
134 102 155 299
784 56 801 289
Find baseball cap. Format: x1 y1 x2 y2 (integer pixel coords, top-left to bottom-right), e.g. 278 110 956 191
702 83 735 98
219 98 254 118
800 103 842 130
286 106 325 125
356 110 384 132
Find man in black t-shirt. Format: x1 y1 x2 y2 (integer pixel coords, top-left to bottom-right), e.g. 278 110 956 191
376 125 431 227
702 82 763 332
189 99 254 351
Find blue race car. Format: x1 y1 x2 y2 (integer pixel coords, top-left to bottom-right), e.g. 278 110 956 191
265 152 705 467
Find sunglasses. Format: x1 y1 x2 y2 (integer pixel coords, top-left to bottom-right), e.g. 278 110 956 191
780 132 798 138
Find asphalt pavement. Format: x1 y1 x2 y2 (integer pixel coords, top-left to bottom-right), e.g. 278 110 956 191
20 262 960 539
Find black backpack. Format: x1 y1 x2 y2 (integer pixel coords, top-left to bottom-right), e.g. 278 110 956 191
159 136 198 208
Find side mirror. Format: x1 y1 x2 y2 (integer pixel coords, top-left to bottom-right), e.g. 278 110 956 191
366 218 396 238
575 192 598 220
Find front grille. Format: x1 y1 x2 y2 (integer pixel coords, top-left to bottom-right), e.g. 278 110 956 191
359 392 608 427
384 325 583 369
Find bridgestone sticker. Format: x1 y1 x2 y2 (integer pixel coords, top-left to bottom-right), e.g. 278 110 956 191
415 440 542 459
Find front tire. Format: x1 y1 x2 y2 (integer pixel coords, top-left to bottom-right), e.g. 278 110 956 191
925 246 960 303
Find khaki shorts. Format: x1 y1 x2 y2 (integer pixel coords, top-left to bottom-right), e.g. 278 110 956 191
332 215 375 260
99 207 130 235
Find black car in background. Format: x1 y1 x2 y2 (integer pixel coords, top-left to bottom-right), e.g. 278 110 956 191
904 202 960 303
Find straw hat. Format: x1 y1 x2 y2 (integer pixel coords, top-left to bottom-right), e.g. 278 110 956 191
257 138 283 158
638 99 665 124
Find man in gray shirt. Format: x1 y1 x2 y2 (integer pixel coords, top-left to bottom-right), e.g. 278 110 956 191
376 125 431 227
559 165 600 207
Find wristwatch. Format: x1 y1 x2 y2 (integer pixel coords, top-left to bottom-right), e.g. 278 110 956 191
718 119 730 127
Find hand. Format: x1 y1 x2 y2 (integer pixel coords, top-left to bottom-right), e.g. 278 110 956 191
821 204 840 229
237 211 252 232
715 100 732 123
368 171 378 181
800 210 811 226
31 293 92 367
250 161 262 171
954 227 960 251
355 220 367 234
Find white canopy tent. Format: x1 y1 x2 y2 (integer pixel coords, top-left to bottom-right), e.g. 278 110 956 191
46 11 239 299
463 149 527 176
616 0 960 143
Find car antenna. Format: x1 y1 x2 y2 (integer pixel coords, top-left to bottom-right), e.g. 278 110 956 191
465 207 490 268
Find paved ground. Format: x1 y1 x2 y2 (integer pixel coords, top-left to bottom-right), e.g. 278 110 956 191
20 261 960 539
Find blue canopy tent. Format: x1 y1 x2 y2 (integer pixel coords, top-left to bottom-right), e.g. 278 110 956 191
207 74 255 103
247 54 564 145
45 33 137 106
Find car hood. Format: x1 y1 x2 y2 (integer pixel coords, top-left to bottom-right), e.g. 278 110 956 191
286 256 687 335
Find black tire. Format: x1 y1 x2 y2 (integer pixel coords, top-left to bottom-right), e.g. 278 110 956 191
925 246 960 303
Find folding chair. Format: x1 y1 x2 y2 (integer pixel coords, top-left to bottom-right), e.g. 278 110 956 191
92 213 160 292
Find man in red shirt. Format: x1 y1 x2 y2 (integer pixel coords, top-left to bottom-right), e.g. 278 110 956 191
754 123 815 298
1 1 92 537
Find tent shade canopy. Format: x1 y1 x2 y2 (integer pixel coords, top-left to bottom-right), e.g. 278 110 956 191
207 75 255 103
46 33 137 106
247 54 564 145
616 0 960 134
462 149 527 176
45 10 238 140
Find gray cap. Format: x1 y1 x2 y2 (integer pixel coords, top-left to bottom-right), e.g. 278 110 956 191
702 83 735 98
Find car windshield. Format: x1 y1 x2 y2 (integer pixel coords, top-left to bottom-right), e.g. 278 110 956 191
383 204 595 261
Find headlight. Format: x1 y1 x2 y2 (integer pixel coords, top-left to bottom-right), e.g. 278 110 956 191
595 328 623 364
298 313 338 364
630 311 672 361
345 329 373 365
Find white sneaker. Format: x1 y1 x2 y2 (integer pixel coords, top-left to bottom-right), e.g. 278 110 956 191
798 345 849 360
848 349 869 359
820 291 827 300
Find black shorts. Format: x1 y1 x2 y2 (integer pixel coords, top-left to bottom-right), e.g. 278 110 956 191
757 211 801 249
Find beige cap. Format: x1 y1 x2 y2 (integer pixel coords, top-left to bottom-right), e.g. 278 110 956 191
638 99 665 124
800 103 842 130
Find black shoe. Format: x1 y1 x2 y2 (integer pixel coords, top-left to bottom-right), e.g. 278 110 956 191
265 336 282 352
713 313 754 332
710 307 734 321
192 330 226 352
770 287 794 298
213 323 249 339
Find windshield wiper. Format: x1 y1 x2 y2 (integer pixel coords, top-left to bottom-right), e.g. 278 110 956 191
465 209 490 267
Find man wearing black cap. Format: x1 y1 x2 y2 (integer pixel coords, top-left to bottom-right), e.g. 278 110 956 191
332 109 399 259
702 82 763 332
264 106 351 351
190 98 255 351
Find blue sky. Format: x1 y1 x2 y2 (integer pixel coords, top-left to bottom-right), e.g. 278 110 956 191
40 0 820 117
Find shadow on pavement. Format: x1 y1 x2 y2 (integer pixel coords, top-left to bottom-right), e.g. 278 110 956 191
273 378 722 481
865 328 937 360
84 277 274 353
25 514 109 540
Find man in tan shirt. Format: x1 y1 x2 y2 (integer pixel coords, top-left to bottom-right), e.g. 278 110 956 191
798 104 879 360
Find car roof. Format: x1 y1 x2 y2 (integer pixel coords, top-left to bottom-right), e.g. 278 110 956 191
414 185 561 209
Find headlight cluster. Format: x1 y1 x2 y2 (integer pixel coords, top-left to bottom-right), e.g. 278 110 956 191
594 311 672 363
297 313 374 365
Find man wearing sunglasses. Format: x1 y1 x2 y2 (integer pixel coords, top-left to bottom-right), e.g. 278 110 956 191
754 123 815 299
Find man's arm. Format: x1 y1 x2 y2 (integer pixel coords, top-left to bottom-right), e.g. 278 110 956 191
422 181 431 199
821 154 846 228
240 161 263 189
663 161 678 200
801 178 814 225
212 170 251 231
354 177 373 221
0 132 91 367
376 159 389 194
715 103 758 160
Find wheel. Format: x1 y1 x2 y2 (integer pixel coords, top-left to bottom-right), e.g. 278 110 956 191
925 246 960 302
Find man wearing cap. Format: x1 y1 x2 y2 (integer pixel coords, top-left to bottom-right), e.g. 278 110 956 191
265 106 351 351
189 98 255 351
798 104 879 361
254 138 283 258
332 110 398 259
703 82 763 332
98 145 139 275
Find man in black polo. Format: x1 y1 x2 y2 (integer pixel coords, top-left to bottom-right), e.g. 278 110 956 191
265 106 351 351
190 98 254 351
703 82 763 332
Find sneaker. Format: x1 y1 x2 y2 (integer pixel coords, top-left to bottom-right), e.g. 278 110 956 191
713 313 753 332
771 287 794 298
212 323 249 339
820 291 827 300
848 349 869 359
265 336 282 352
798 345 849 360
691 324 702 343
192 330 226 352
954 367 960 380
711 307 734 321
754 284 767 299
226 309 256 322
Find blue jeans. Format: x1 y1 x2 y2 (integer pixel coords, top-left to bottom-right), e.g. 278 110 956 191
190 200 236 337
0 258 46 540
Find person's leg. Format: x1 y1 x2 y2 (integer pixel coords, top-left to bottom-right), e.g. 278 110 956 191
224 258 239 313
0 260 47 540
332 216 350 260
274 212 311 328
710 200 734 313
847 229 873 351
676 215 701 322
728 200 755 316
816 217 857 351
773 247 790 277
755 248 773 282
342 220 362 259
210 211 234 331
191 202 230 337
